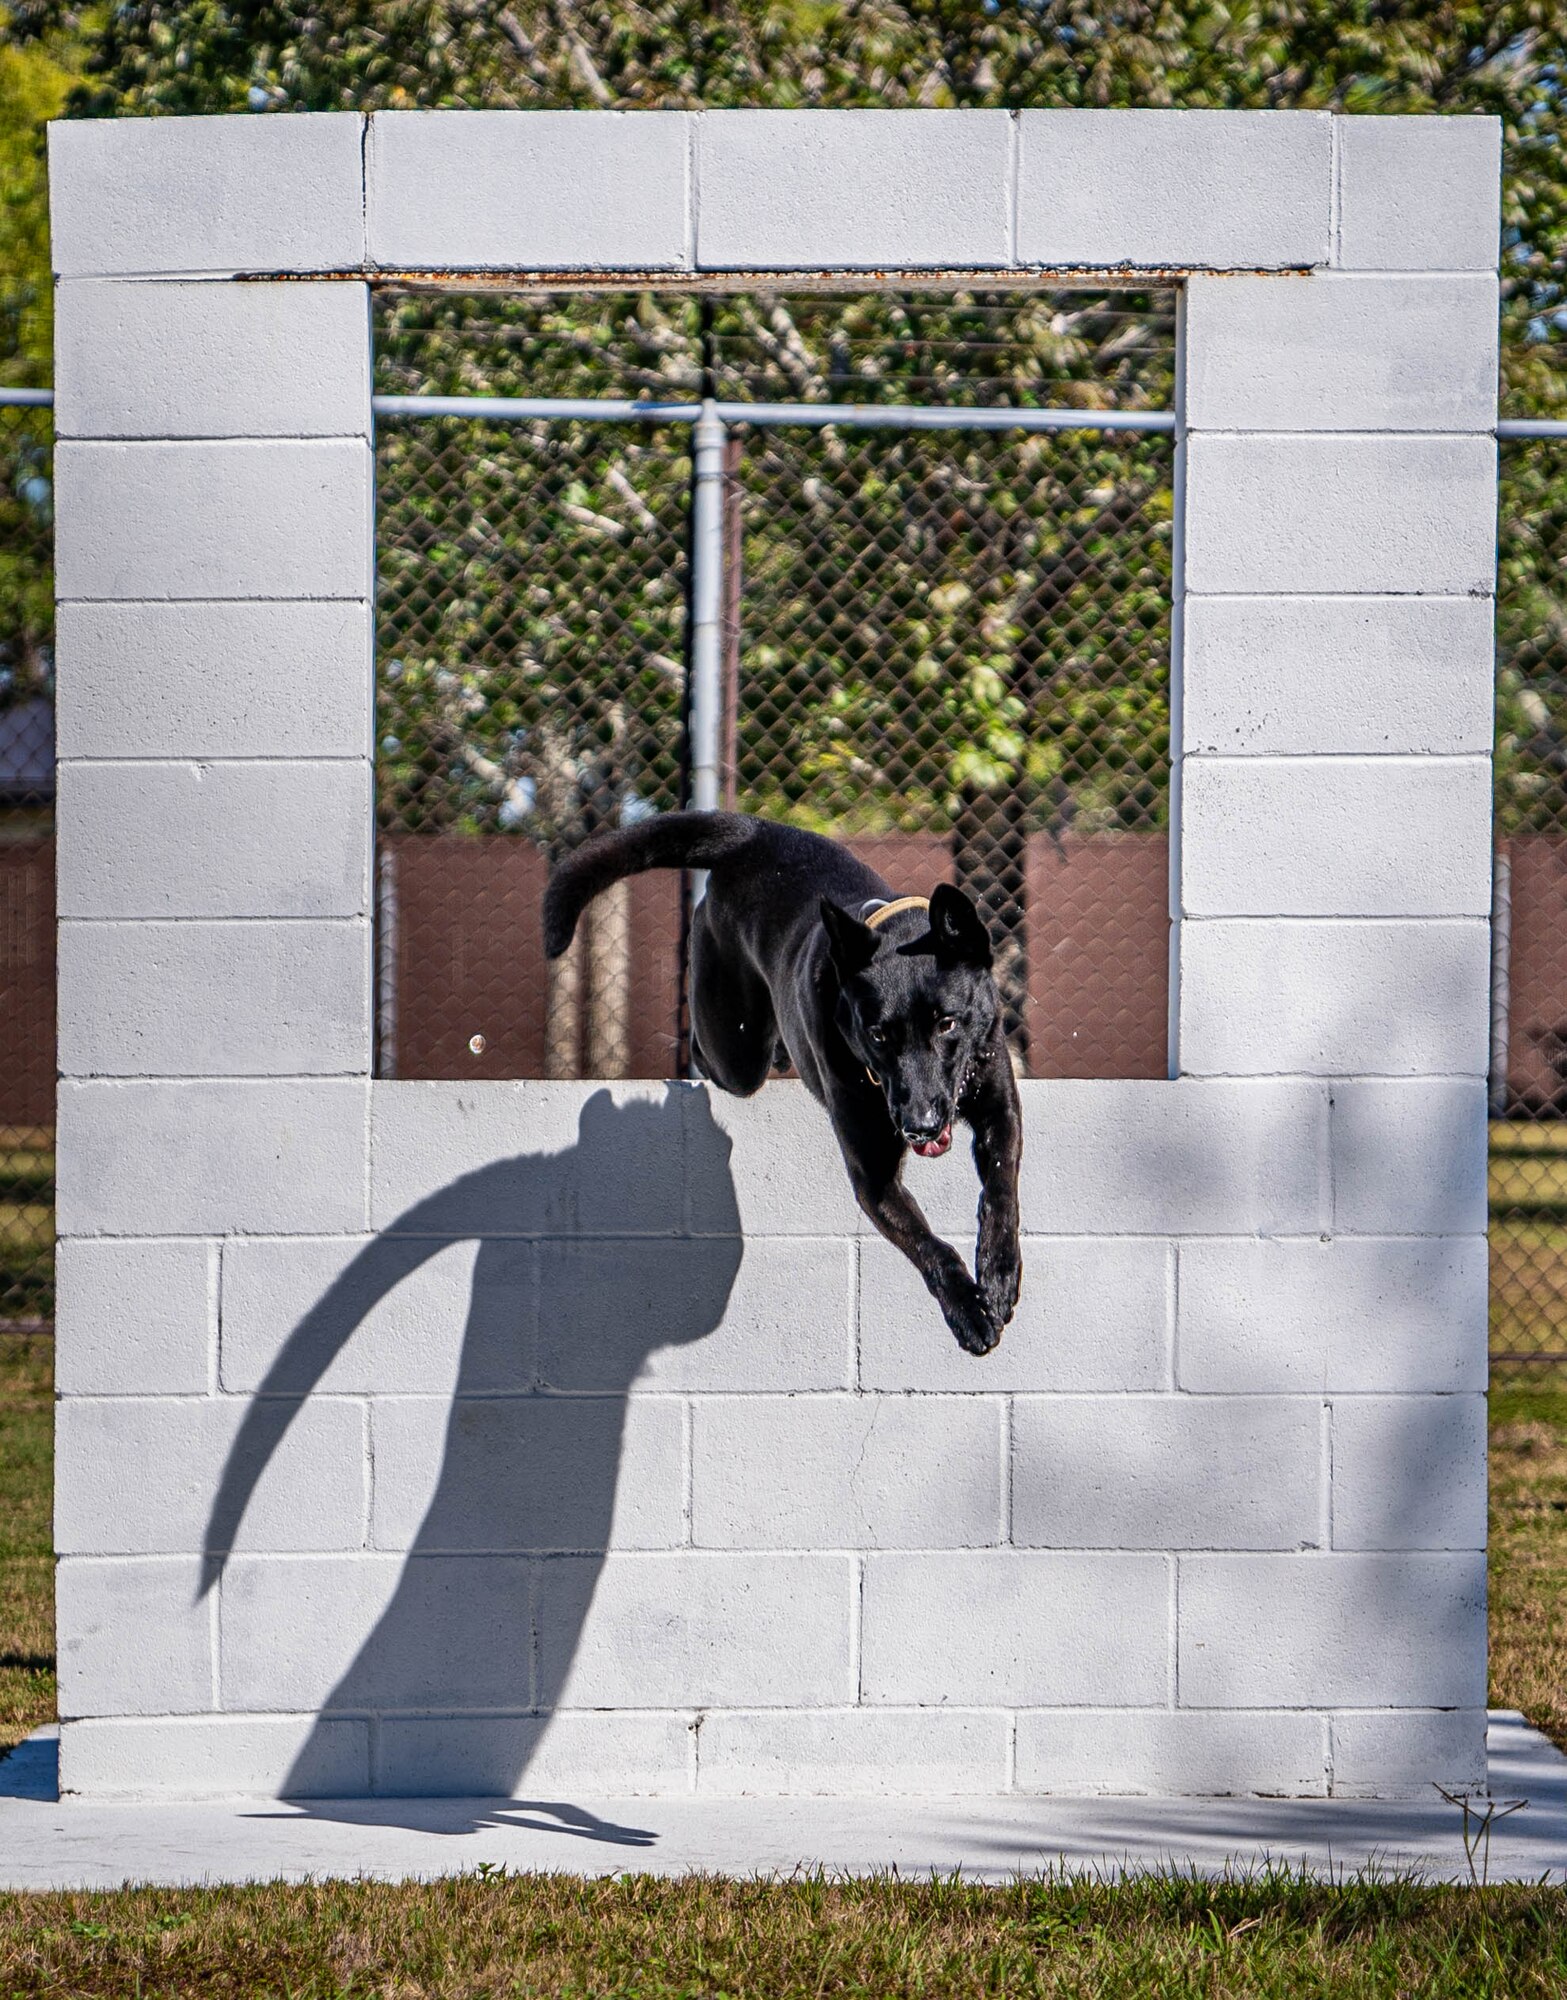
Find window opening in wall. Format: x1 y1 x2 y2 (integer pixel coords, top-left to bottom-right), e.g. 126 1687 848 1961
372 287 1176 1083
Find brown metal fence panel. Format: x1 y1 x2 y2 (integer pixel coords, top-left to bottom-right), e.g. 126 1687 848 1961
373 287 1176 1086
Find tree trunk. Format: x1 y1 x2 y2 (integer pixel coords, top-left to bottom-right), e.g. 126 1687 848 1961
954 789 1029 1075
585 876 632 1077
545 930 583 1078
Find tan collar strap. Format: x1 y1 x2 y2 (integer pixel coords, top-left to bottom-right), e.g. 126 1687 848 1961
863 895 930 932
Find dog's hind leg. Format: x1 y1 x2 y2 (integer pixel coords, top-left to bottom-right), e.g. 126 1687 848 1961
688 898 775 1097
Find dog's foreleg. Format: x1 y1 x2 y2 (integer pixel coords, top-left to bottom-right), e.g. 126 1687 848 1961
967 1046 1023 1334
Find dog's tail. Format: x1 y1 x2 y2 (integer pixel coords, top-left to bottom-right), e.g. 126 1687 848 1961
543 811 759 959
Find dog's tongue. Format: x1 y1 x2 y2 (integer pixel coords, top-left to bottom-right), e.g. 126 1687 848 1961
912 1125 953 1159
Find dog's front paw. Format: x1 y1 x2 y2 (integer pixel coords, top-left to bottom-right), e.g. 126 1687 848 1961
937 1269 1001 1356
978 1237 1021 1332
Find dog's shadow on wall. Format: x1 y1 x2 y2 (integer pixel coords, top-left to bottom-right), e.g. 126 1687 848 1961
201 1085 743 1836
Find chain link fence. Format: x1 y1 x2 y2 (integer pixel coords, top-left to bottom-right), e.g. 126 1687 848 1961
374 288 1176 1082
0 396 55 1335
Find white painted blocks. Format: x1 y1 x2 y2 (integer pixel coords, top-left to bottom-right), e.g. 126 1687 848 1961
54 281 371 439
1331 1079 1488 1234
58 920 371 1077
1011 1398 1320 1551
57 762 371 919
1184 275 1497 433
56 1398 365 1556
1180 758 1492 918
55 601 373 761
858 1236 1171 1392
1018 1079 1328 1235
1177 1237 1488 1394
1178 920 1491 1076
1331 1396 1487 1551
700 1086 866 1236
57 1079 369 1237
698 1711 1010 1796
1178 1553 1487 1707
546 1554 854 1708
220 1553 525 1712
1329 1710 1487 1797
1336 116 1502 273
370 111 689 271
378 1712 693 1797
1017 1710 1328 1797
59 1714 371 1799
56 1558 212 1719
1183 434 1497 596
1181 596 1494 757
54 1239 214 1395
1017 110 1330 269
691 1396 1001 1549
48 113 366 277
697 111 1010 270
370 1395 685 1552
54 440 373 601
861 1553 1169 1705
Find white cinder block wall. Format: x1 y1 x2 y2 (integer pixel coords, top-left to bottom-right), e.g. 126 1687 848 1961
50 108 1498 1801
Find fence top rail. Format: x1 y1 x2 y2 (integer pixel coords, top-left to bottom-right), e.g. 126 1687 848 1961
7 383 1562 438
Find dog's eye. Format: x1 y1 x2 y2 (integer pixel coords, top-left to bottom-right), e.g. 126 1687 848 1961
866 1025 886 1047
937 1016 959 1036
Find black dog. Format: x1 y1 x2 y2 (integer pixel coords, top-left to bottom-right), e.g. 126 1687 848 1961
543 812 1021 1354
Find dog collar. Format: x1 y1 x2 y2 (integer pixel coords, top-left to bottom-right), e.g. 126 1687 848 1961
862 895 930 931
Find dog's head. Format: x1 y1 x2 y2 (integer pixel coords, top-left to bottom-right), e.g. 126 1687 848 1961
819 885 999 1157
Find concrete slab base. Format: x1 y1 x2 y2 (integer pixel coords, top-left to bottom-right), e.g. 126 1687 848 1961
0 1714 1562 1890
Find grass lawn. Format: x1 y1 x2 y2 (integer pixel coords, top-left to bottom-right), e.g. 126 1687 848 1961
4 1318 1567 1992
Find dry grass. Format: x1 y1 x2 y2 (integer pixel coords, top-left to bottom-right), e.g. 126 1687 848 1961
2 1871 1567 1998
1489 1379 1567 1751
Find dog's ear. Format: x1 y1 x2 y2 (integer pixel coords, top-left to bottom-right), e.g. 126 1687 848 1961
819 898 880 977
897 883 993 970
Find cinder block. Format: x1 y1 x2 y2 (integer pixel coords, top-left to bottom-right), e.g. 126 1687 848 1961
56 1396 366 1556
48 113 366 277
59 1714 371 1799
54 439 373 601
691 1395 1001 1549
1012 1396 1320 1551
1177 1552 1486 1707
57 761 371 919
1016 1709 1328 1796
1182 596 1494 757
858 1236 1171 1393
1184 274 1497 432
220 1236 532 1396
54 280 370 439
698 1710 1010 1795
377 1711 694 1797
1331 1078 1488 1234
1336 116 1501 273
1331 1396 1486 1551
57 1078 369 1237
56 1557 212 1718
370 111 689 270
58 919 372 1076
371 1081 693 1236
1180 758 1492 918
861 1552 1168 1705
697 110 1010 270
1177 1237 1488 1394
536 1236 851 1393
371 1394 685 1552
1018 1080 1328 1235
543 1553 854 1708
699 1084 866 1236
1017 110 1330 269
55 1238 214 1395
220 1553 529 1712
1178 920 1491 1075
1329 1710 1487 1798
1184 434 1497 596
55 600 373 761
